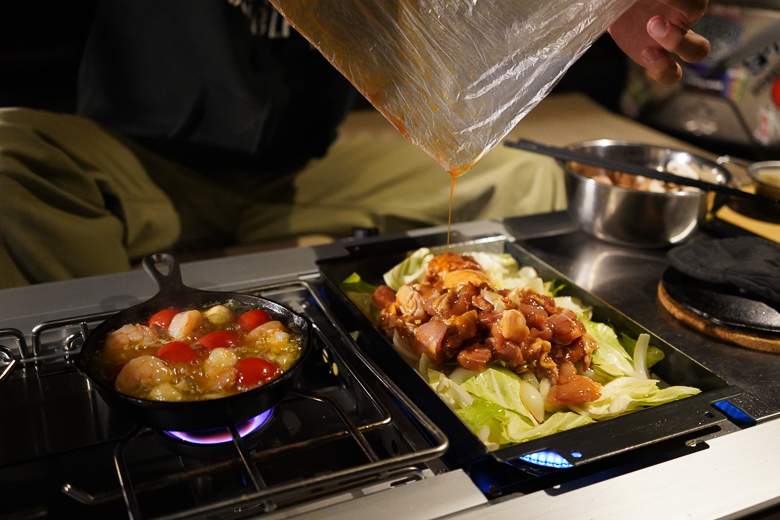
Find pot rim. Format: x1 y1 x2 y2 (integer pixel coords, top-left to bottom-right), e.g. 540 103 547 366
560 139 732 197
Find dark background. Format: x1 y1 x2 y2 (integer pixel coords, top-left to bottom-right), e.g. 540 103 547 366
0 0 629 115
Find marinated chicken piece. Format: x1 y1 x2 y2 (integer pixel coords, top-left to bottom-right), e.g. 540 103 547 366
425 252 484 284
378 302 417 347
486 334 526 367
523 290 558 315
372 285 396 310
426 282 478 319
547 361 602 406
456 343 492 371
496 309 529 344
413 320 448 364
395 284 429 322
446 310 478 342
545 308 585 345
440 269 491 290
373 252 600 405
551 333 598 370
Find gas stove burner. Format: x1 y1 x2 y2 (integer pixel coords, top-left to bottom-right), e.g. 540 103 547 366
165 408 275 445
157 407 276 459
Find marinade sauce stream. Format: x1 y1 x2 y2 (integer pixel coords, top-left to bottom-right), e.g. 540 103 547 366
447 175 455 250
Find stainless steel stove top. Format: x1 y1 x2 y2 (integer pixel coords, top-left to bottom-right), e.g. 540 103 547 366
1 212 779 520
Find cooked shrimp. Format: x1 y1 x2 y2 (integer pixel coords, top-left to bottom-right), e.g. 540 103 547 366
204 347 238 391
204 305 236 327
169 310 207 340
115 355 173 395
104 324 161 356
148 382 184 401
255 322 291 349
246 320 287 342
246 320 294 368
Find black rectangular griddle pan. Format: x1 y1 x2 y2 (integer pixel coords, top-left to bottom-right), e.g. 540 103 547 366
317 233 746 495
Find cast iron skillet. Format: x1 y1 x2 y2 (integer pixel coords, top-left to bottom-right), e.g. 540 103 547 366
76 253 312 432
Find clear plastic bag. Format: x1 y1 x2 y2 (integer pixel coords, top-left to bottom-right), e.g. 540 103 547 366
270 0 633 175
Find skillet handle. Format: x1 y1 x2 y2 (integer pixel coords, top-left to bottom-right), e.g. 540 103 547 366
142 253 185 295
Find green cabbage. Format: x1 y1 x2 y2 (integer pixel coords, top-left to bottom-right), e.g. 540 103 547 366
383 247 434 290
461 367 538 424
339 272 379 324
466 252 520 283
500 411 594 444
573 376 701 420
586 321 641 379
455 398 505 433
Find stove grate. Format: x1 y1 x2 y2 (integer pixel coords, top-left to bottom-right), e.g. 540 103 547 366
1 279 449 520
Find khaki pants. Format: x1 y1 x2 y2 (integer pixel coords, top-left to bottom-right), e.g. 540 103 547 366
0 107 566 288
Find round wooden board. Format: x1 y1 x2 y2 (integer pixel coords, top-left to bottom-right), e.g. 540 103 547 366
657 281 780 354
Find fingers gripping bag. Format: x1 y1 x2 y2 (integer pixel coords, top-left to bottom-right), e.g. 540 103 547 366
269 0 635 176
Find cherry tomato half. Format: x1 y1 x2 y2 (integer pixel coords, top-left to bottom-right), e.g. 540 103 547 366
148 308 180 329
198 330 240 350
237 309 272 331
155 341 198 364
235 357 280 389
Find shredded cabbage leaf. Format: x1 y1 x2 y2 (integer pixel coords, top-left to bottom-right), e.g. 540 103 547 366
572 377 701 420
340 272 380 324
462 367 539 425
586 321 641 380
383 247 434 290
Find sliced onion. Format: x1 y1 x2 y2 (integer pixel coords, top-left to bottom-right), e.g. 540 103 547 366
418 353 433 377
633 333 650 379
392 331 419 365
539 378 557 412
520 370 539 389
520 380 545 423
518 266 538 279
449 366 480 385
436 376 474 408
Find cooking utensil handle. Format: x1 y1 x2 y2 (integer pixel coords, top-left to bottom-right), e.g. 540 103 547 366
142 253 184 294
716 155 753 188
505 138 780 206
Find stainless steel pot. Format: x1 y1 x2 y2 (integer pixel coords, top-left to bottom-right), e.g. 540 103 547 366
561 140 732 248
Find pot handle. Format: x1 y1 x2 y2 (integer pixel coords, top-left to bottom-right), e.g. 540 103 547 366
142 253 186 296
716 155 753 188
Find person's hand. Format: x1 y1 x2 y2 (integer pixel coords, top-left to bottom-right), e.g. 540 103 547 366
608 0 710 85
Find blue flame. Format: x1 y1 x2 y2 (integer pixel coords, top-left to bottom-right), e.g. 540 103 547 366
712 400 755 427
519 450 573 469
164 407 275 444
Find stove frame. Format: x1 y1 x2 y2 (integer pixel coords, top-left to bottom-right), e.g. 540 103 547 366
0 279 449 519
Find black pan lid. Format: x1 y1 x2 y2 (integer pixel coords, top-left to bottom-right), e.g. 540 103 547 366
661 267 780 334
